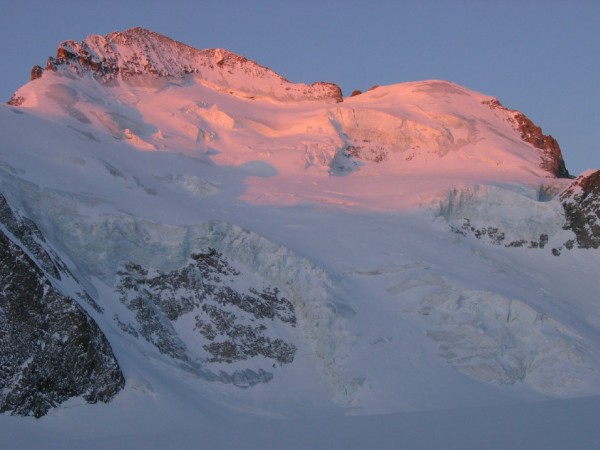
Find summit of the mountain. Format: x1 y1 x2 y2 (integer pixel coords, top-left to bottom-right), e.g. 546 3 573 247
7 28 571 184
20 27 343 104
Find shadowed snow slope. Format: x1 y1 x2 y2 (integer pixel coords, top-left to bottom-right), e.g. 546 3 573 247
1 28 599 449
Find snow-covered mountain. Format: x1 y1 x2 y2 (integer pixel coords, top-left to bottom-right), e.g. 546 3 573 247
1 28 599 448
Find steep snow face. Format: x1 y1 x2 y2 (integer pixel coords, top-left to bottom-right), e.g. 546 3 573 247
437 183 572 251
9 76 567 211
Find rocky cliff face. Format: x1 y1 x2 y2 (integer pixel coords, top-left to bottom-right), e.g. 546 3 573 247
513 112 570 179
560 170 600 248
483 99 570 178
0 195 124 417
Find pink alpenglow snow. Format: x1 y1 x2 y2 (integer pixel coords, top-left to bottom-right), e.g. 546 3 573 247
9 28 569 211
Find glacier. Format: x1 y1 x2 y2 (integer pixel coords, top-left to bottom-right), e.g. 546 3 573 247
1 27 599 449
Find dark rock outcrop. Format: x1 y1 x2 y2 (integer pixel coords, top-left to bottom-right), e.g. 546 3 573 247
7 95 24 107
513 112 570 178
560 170 600 248
0 194 124 417
30 65 43 81
450 218 550 249
0 231 124 418
115 248 297 381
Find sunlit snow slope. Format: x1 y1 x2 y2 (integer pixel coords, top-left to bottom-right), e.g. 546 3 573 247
1 27 599 449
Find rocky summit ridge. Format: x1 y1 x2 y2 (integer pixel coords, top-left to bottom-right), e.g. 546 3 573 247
23 27 342 104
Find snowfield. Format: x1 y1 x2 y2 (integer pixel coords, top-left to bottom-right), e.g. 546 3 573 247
3 395 600 450
1 28 599 449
